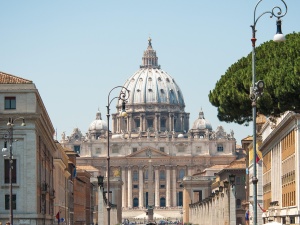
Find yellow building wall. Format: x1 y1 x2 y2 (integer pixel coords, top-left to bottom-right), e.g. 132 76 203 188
281 130 296 207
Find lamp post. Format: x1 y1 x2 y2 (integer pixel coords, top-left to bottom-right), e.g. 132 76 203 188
106 86 129 225
229 174 236 188
249 1 287 225
6 117 26 225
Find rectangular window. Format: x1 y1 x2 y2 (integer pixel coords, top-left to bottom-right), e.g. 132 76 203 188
160 184 165 189
74 145 80 153
160 147 164 152
112 146 119 154
5 159 16 183
5 194 16 210
147 119 153 128
133 185 138 189
178 191 183 206
5 97 16 109
135 119 140 129
133 148 138 153
217 144 224 152
161 119 166 128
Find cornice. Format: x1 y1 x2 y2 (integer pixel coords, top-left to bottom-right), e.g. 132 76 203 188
259 111 299 152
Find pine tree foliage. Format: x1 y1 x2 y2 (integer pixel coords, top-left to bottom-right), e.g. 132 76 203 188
209 32 300 125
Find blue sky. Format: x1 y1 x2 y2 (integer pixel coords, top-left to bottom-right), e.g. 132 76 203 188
0 1 299 145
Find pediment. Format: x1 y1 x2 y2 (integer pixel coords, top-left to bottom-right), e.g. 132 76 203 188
127 147 169 158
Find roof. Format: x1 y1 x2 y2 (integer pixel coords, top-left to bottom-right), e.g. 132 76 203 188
120 38 185 107
242 135 253 141
192 164 227 176
0 71 32 84
77 165 99 172
224 158 246 170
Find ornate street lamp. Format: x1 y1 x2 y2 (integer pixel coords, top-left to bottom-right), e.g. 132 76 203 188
97 175 104 188
106 86 129 225
250 1 287 225
223 181 229 189
229 174 236 187
218 186 224 193
5 117 26 225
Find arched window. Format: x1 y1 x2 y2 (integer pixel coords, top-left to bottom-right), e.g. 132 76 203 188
133 170 138 181
179 169 185 179
144 170 148 180
160 170 165 180
160 197 166 207
133 198 139 207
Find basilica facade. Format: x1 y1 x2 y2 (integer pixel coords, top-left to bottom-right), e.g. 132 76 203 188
61 38 237 211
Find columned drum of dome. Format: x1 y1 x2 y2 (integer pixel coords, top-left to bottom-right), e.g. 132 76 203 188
112 38 189 135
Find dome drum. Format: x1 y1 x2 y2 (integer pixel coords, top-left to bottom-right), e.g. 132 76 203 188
112 38 189 135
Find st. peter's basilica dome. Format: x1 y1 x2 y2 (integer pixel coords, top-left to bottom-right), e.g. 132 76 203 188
121 38 185 108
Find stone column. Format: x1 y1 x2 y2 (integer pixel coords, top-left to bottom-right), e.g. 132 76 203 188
129 115 132 132
169 113 173 131
126 116 129 132
122 167 127 208
112 115 116 134
180 115 184 132
154 166 160 207
148 158 154 207
166 165 171 207
155 113 160 132
110 176 123 224
186 114 190 131
172 166 177 206
116 116 119 133
127 166 132 208
229 186 236 225
139 166 144 208
140 113 146 131
98 184 106 225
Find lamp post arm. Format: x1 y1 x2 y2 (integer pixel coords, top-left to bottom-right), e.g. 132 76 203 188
253 0 287 29
105 85 130 225
107 86 130 108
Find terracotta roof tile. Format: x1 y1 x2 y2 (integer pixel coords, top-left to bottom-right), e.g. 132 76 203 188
77 165 99 171
0 71 32 84
225 158 246 169
242 135 253 141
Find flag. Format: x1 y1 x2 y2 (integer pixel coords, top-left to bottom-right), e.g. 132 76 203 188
73 167 77 178
258 202 266 212
56 212 60 224
255 154 261 163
